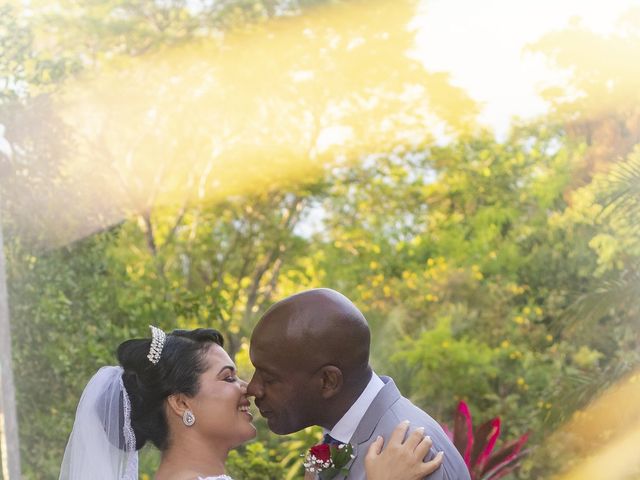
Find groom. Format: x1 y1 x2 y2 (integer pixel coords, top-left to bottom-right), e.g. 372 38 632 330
246 288 470 479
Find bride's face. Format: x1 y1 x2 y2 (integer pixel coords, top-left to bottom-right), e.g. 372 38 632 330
187 344 257 447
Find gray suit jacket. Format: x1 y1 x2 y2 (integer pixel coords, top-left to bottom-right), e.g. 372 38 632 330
332 376 470 480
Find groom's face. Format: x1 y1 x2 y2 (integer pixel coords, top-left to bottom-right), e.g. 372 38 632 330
247 341 320 435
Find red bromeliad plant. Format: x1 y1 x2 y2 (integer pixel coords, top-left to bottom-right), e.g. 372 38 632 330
443 402 529 480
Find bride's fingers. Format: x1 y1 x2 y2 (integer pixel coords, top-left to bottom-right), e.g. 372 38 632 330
404 426 426 451
387 420 411 447
414 433 433 459
419 451 445 475
363 423 445 480
366 435 385 458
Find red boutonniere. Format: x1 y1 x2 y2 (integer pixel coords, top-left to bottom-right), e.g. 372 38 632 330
303 442 354 479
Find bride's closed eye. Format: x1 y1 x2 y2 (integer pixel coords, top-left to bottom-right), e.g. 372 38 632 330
218 365 238 382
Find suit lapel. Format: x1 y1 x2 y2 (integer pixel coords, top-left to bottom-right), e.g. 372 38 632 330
351 376 401 446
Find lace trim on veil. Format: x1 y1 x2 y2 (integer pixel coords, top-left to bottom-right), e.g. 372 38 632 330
120 375 138 480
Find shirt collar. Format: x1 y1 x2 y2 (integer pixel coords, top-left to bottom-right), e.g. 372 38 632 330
327 372 384 444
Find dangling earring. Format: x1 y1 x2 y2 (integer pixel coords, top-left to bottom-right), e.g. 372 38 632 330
182 409 195 426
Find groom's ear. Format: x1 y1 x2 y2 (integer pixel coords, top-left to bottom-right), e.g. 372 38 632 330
319 366 343 399
166 393 191 418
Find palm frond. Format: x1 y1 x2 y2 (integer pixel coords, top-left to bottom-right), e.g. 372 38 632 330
561 265 640 329
559 151 640 334
599 151 640 226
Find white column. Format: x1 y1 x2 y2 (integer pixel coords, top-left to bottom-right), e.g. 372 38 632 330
0 206 21 480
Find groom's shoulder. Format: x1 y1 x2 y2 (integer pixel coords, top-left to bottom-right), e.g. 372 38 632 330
374 376 443 432
374 377 454 451
383 391 442 431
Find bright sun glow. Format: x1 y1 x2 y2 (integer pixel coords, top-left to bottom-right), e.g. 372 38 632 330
413 0 638 136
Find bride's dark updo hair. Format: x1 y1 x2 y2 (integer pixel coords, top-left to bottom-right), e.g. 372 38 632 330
117 328 224 451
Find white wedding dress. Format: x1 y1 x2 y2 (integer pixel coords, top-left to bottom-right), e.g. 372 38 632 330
198 477 233 479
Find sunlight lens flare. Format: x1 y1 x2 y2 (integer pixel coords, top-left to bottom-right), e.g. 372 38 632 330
2 0 475 248
553 369 640 480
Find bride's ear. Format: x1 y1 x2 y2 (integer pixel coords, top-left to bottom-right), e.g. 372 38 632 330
166 393 191 418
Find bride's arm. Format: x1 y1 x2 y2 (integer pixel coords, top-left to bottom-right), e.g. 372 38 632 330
364 421 444 480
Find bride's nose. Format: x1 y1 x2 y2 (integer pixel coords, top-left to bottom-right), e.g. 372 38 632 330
239 378 248 391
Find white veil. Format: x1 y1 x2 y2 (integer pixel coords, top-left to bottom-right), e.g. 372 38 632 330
59 366 138 480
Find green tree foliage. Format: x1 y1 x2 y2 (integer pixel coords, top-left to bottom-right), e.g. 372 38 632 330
227 442 285 480
108 188 320 359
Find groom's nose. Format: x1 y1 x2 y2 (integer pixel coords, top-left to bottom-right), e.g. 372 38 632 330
246 374 262 398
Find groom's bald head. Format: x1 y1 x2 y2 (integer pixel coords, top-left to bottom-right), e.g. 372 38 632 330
247 288 372 434
256 288 370 373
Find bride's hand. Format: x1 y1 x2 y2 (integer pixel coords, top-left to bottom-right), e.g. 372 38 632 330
364 421 444 480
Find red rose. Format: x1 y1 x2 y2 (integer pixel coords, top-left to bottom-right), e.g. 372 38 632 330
309 443 331 462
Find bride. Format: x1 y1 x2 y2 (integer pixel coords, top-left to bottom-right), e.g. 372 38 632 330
59 326 443 480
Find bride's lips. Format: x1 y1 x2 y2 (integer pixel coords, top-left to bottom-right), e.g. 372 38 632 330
238 399 253 419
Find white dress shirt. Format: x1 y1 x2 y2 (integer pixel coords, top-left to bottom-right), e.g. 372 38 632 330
326 372 385 444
